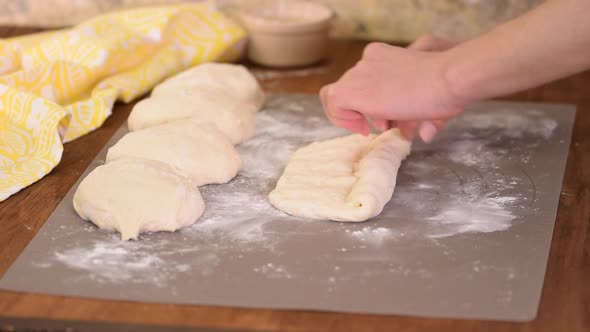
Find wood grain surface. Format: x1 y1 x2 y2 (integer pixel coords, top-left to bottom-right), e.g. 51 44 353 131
0 27 588 332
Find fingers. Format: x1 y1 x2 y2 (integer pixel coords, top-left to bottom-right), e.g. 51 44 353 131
369 117 392 132
320 84 371 136
396 119 447 143
431 119 447 130
396 121 421 141
418 121 438 143
333 110 371 136
418 119 447 143
321 81 451 142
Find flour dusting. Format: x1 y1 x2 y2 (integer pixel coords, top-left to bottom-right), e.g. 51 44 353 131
447 140 504 166
395 106 560 238
346 227 395 245
239 98 345 178
180 95 347 246
426 197 516 238
457 109 558 139
188 187 279 245
254 263 293 279
51 238 219 286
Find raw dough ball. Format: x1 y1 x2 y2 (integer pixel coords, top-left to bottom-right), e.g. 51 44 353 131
152 63 265 110
269 129 411 221
73 159 204 241
127 92 256 144
107 121 242 186
128 63 264 144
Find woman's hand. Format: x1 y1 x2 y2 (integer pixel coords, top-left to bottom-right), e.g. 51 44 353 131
322 0 590 141
401 34 462 141
320 35 463 142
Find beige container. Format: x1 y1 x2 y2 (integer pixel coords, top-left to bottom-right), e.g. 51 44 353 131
239 1 333 68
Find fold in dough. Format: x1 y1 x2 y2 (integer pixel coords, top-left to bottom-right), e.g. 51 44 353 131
268 129 411 221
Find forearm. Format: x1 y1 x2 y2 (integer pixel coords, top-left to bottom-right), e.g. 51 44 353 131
443 0 590 103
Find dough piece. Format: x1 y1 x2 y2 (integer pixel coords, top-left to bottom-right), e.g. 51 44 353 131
73 159 204 240
127 92 256 144
269 129 411 221
152 63 265 110
107 121 242 186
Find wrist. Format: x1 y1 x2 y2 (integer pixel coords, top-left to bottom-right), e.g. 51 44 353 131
439 48 479 108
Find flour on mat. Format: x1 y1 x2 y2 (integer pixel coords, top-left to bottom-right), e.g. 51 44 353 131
396 107 558 238
184 96 347 246
346 227 395 245
239 99 345 178
396 158 523 238
457 109 558 139
426 197 517 238
188 187 279 245
253 263 293 279
447 140 505 166
50 237 220 286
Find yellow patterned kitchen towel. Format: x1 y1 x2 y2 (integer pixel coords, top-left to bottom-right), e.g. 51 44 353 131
0 3 246 201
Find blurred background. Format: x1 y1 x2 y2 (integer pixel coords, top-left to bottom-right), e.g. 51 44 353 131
0 0 542 42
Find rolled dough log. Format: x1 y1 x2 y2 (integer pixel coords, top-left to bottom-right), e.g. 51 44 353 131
73 159 204 240
152 63 266 110
269 129 411 221
107 121 242 186
127 92 256 144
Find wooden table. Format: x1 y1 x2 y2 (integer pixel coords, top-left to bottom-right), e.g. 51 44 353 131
0 27 588 332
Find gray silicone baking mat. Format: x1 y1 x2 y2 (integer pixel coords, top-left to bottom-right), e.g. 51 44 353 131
0 93 575 321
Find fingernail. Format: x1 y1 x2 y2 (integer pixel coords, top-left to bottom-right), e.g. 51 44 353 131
419 122 438 143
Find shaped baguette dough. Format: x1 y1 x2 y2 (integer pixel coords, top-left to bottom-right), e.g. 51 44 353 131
269 129 411 221
73 159 204 240
152 63 265 110
127 92 256 144
107 121 241 186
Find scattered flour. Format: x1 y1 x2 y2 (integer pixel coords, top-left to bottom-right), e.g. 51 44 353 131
188 187 279 245
400 106 559 238
346 227 394 245
239 99 345 178
458 109 558 139
253 263 293 279
426 197 517 238
181 97 347 245
447 140 504 166
51 238 220 286
494 196 519 204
